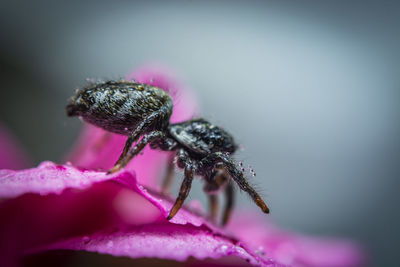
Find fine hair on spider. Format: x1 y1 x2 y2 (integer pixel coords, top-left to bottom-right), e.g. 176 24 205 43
66 79 269 225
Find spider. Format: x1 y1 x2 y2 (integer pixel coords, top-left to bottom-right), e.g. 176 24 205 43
66 80 269 225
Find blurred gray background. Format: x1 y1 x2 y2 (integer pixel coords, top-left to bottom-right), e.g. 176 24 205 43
1 1 399 266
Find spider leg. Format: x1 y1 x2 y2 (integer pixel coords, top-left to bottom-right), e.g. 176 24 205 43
113 112 162 168
161 154 175 195
222 181 234 225
203 169 232 224
203 169 228 194
167 152 196 220
208 194 218 220
199 152 269 214
107 130 165 174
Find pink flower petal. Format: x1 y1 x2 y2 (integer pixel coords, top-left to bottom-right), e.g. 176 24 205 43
0 162 157 266
0 123 31 170
0 162 273 266
65 65 198 188
227 212 365 267
38 223 279 266
0 161 133 199
126 63 198 124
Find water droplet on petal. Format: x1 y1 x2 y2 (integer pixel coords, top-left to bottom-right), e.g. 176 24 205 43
214 244 229 254
255 246 265 255
82 236 90 244
107 240 114 248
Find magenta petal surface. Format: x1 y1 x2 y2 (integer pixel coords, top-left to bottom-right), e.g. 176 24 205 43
0 161 133 199
41 223 278 266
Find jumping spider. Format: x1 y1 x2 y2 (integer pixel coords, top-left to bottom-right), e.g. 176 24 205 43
66 80 269 225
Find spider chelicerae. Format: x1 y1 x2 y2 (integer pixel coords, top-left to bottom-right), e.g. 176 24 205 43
66 80 269 225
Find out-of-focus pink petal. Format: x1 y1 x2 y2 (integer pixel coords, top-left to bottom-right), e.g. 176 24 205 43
65 64 198 189
227 212 365 267
0 123 31 170
126 63 198 124
38 223 279 266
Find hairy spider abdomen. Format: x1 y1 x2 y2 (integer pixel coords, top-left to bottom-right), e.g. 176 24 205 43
66 80 173 135
169 119 237 157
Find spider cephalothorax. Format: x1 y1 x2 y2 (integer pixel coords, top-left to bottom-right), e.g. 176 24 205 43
66 80 269 225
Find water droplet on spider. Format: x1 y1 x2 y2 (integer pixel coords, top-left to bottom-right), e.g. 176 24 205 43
238 162 243 167
241 168 245 172
107 240 114 248
252 172 256 177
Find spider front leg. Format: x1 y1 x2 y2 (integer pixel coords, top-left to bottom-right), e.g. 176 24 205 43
199 152 269 214
107 130 165 174
112 112 163 170
167 150 196 220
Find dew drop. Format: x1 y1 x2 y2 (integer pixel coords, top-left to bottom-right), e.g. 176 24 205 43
131 77 136 82
107 240 114 248
255 246 265 255
150 78 154 82
214 244 229 254
124 127 128 131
